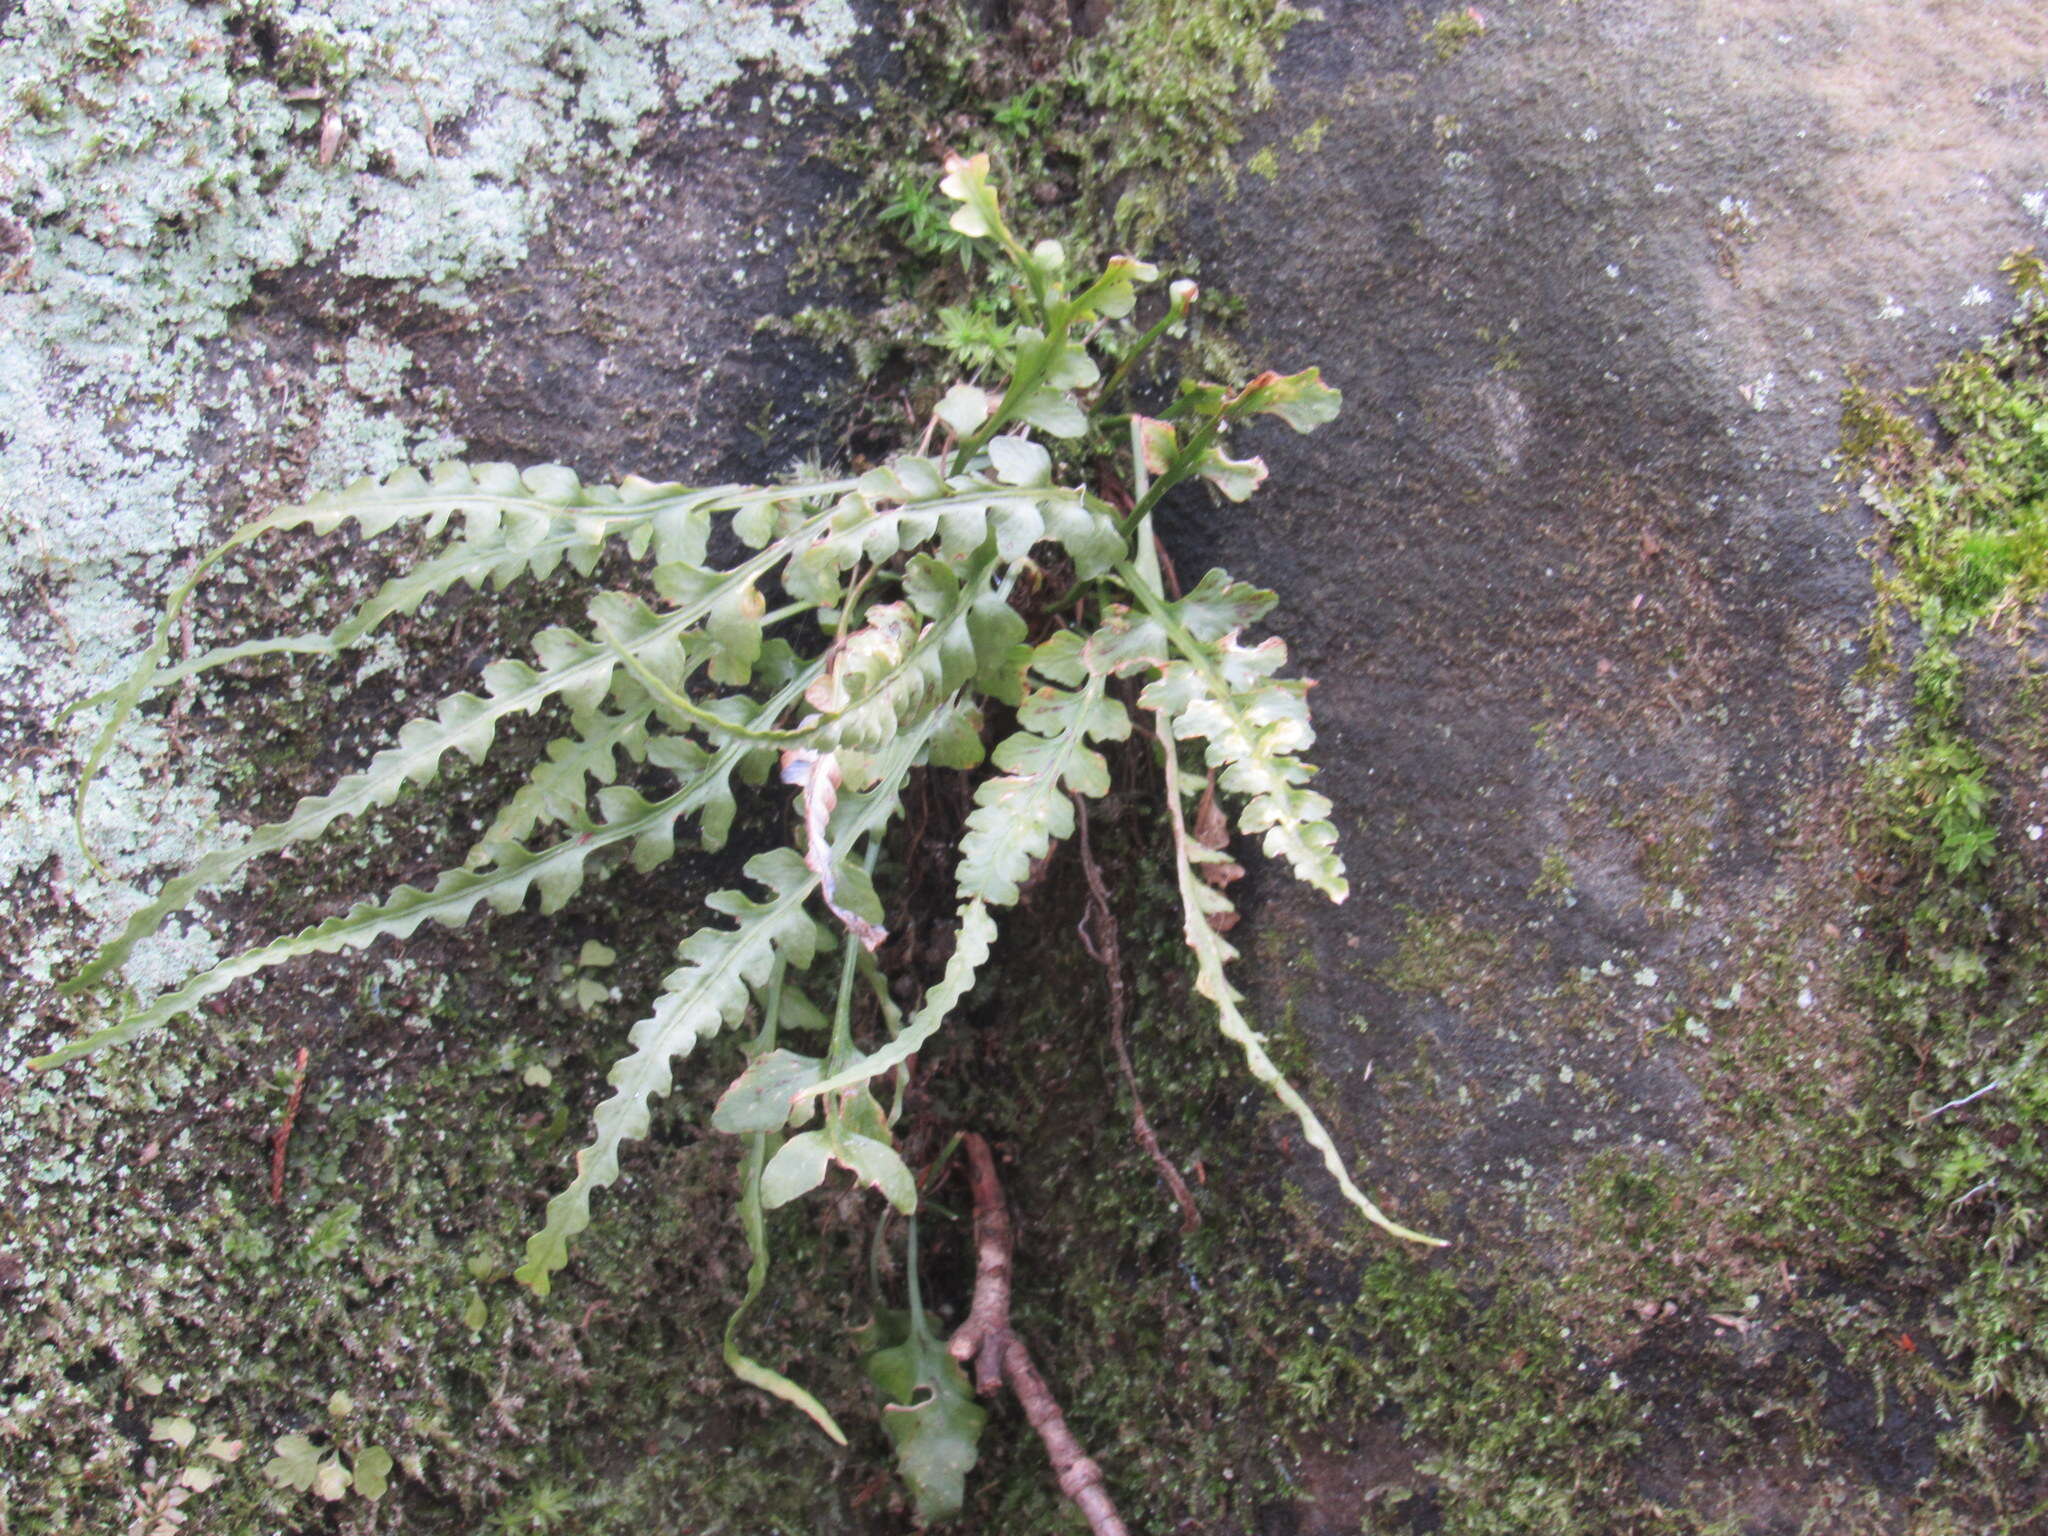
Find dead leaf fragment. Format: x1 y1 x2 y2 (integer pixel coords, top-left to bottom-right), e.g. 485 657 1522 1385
1192 778 1244 931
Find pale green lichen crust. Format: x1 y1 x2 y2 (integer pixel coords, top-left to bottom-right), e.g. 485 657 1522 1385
1 2 859 1528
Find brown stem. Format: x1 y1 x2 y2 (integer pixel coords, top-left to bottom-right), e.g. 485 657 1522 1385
950 1131 1014 1396
949 1133 1132 1536
269 1046 309 1206
1074 800 1200 1232
1001 1334 1126 1536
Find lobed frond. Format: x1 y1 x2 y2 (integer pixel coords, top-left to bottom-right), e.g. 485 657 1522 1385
34 670 813 1070
1155 726 1437 1247
515 711 949 1293
955 633 1130 907
1090 570 1348 901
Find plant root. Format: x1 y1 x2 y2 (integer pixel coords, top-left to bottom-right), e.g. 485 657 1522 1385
950 1132 1130 1536
1075 796 1200 1231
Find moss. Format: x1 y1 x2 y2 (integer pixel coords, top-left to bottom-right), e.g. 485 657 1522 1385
1378 906 1511 999
1529 846 1577 906
782 0 1307 427
1422 6 1487 64
1468 262 2048 1528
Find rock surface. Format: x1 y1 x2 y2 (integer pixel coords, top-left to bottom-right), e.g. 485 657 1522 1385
0 4 891 1528
10 0 2048 1528
1176 0 2048 1524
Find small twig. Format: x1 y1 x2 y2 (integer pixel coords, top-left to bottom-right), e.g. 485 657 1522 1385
1075 797 1200 1231
269 1046 310 1206
950 1134 1129 1536
1917 1080 2004 1121
951 1133 1014 1396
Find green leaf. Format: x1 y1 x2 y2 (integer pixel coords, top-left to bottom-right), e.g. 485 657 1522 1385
312 1457 350 1502
1015 388 1087 439
262 1434 323 1493
1072 254 1159 322
351 1446 394 1501
724 1132 848 1444
1174 568 1279 639
760 1130 834 1208
517 716 944 1292
935 383 991 437
62 492 850 1004
34 668 807 1069
1195 445 1268 502
470 704 650 861
860 1307 987 1523
150 1415 196 1449
838 1134 917 1214
1095 575 1349 902
1231 367 1344 432
1146 640 1347 900
938 151 1003 240
1156 726 1439 1247
958 672 1129 906
987 435 1052 487
711 1050 825 1135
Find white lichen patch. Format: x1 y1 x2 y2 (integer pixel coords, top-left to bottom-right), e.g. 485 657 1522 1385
0 10 862 1513
0 0 860 1039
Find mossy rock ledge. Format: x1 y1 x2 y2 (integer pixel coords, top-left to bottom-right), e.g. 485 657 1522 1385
10 0 2048 1532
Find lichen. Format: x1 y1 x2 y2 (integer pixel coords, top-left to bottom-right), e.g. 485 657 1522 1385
1 2 866 1526
0 0 861 987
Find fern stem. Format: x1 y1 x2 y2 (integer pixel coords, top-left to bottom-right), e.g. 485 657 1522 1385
1127 416 1164 597
1112 413 1223 542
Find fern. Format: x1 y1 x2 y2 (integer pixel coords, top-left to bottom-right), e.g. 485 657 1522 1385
42 155 1439 1513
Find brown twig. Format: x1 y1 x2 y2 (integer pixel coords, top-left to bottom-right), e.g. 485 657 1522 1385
1074 798 1200 1232
950 1134 1129 1536
951 1132 1014 1396
270 1046 310 1206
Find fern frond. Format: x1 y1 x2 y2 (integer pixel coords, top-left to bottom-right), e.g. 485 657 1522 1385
1094 568 1348 901
69 523 635 732
276 461 852 559
513 849 825 1295
808 557 1010 752
69 466 858 858
468 700 652 863
32 673 812 1069
516 709 948 1293
1147 642 1346 900
955 632 1130 907
67 514 849 995
1155 726 1439 1247
779 476 1107 607
797 899 997 1103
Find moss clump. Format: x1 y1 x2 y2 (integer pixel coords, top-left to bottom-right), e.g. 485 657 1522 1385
4 953 875 1534
784 0 1307 424
1423 7 1487 63
1378 906 1511 1000
1862 254 2048 633
1833 259 2048 1485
